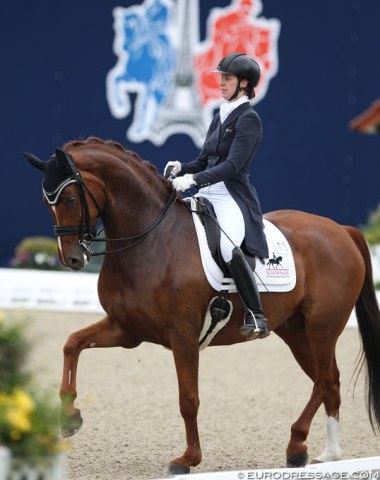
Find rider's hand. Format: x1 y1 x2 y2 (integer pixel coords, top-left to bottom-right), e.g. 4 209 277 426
164 161 181 179
171 174 196 192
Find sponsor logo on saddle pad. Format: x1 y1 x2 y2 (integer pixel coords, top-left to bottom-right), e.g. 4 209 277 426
106 0 280 147
265 252 291 279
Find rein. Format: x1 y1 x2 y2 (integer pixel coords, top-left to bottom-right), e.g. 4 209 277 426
48 151 177 257
89 190 177 256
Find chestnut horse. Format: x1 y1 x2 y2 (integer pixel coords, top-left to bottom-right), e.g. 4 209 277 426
24 137 380 475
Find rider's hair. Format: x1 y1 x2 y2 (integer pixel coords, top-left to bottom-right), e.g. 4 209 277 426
241 79 255 99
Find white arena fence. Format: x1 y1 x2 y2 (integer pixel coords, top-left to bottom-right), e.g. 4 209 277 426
0 268 104 313
0 268 369 327
2 238 380 316
157 456 380 480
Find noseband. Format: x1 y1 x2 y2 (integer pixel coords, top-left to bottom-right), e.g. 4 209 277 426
44 151 177 257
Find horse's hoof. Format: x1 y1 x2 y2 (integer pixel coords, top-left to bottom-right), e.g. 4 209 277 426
164 463 191 476
61 411 83 438
286 451 309 467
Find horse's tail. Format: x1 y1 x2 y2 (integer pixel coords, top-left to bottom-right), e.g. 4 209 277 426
345 225 380 432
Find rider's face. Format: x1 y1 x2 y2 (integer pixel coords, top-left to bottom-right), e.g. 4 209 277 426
219 73 248 101
220 73 239 101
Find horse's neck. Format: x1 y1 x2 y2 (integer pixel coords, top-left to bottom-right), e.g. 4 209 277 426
98 160 176 248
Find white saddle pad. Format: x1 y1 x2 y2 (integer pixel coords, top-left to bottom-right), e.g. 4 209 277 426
189 198 296 293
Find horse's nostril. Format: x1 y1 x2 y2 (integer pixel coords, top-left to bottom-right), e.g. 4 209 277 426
68 256 83 270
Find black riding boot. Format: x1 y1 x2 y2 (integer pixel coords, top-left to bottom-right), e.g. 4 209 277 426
227 247 270 340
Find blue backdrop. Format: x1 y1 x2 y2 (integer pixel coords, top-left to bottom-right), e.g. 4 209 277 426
1 0 379 266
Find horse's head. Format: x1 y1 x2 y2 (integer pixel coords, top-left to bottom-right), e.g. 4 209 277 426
24 137 177 271
23 148 105 271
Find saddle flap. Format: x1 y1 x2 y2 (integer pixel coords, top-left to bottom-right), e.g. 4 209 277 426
191 196 257 275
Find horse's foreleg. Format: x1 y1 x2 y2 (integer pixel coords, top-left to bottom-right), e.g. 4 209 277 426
165 331 201 475
60 315 137 437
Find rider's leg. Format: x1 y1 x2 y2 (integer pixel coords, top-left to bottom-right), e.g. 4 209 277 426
203 183 269 341
227 247 269 340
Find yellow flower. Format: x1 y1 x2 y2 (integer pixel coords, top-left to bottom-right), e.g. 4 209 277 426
5 408 31 432
58 439 71 452
12 389 35 413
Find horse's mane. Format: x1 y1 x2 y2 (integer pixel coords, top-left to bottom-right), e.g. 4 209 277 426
63 136 176 196
63 136 159 175
64 136 140 163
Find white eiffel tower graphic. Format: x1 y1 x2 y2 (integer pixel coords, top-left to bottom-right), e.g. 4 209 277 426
151 0 206 147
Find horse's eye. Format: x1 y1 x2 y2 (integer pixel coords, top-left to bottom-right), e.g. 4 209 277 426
66 196 76 205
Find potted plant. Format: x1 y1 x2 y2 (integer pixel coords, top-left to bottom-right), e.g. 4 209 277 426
0 312 68 479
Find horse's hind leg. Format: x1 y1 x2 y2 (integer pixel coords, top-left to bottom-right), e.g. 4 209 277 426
312 353 341 464
60 315 139 437
276 321 342 466
275 323 316 466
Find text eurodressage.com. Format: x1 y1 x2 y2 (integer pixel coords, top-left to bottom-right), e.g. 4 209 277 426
246 472 380 480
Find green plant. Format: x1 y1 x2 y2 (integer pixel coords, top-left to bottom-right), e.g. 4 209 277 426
0 319 30 391
0 388 63 458
0 313 68 459
361 203 380 245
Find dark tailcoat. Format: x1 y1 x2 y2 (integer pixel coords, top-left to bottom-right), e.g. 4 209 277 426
180 102 269 259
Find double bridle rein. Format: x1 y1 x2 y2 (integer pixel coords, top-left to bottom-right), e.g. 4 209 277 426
44 151 177 257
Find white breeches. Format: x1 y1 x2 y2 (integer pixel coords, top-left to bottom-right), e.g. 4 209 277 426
197 181 245 263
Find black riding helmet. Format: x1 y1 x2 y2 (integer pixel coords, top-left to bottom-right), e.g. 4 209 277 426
212 52 261 100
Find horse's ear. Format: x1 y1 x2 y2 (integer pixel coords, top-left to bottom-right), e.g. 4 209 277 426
22 152 46 171
55 148 73 175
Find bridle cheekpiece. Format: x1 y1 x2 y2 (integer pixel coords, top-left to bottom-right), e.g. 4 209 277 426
44 150 100 257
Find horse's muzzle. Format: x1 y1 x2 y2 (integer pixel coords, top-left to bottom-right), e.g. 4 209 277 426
66 254 85 271
59 243 86 271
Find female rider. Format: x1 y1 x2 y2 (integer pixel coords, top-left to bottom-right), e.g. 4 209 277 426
164 53 269 341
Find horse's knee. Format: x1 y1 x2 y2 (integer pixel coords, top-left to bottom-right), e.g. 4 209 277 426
63 333 81 356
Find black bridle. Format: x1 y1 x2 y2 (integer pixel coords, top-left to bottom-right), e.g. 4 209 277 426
44 152 177 257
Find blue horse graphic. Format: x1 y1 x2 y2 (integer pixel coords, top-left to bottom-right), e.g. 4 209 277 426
106 0 176 142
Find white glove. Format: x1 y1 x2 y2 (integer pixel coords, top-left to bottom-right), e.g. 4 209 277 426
164 160 181 178
171 174 196 192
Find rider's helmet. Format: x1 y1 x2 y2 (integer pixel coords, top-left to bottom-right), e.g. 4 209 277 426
213 53 261 87
212 53 261 100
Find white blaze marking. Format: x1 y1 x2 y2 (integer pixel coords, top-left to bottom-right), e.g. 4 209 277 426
51 206 63 256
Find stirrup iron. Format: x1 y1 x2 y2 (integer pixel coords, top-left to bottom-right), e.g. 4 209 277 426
241 309 261 340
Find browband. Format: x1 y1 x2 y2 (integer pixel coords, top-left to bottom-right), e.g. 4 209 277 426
43 176 76 205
